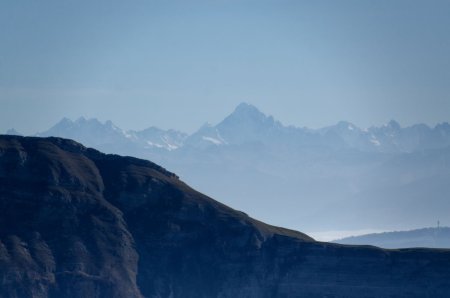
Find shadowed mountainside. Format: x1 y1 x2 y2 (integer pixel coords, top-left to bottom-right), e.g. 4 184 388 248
1 135 450 297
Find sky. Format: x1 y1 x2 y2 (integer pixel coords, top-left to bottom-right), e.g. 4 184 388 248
1 0 450 135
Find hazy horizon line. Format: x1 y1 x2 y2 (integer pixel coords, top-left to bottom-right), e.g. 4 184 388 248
5 102 450 136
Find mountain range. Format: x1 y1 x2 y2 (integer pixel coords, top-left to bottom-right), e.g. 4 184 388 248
334 226 450 249
6 103 450 234
15 103 450 154
1 135 450 297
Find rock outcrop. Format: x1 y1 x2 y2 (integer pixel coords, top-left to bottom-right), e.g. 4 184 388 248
0 135 449 298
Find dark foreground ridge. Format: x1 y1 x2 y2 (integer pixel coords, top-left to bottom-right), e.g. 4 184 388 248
0 136 449 298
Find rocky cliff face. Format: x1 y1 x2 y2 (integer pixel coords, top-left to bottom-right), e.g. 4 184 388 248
0 135 449 298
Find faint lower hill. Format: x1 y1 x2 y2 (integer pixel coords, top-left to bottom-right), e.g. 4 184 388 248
334 227 450 248
1 135 450 297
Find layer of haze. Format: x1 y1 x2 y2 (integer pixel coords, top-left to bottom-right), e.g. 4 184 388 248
1 0 450 134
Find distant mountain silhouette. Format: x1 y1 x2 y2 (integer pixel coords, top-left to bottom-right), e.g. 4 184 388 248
334 227 450 248
37 117 187 153
34 104 450 154
20 103 450 233
179 103 450 152
1 135 450 297
4 128 21 136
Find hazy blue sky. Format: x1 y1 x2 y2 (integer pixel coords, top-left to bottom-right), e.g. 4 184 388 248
1 0 450 134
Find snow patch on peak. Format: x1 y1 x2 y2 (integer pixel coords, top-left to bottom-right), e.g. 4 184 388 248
370 135 381 146
123 130 137 140
202 136 224 145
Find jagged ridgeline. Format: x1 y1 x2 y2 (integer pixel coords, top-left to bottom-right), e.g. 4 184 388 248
1 135 450 298
19 103 450 232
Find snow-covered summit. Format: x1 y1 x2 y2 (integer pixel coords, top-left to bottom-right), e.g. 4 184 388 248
33 104 450 154
37 117 187 152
